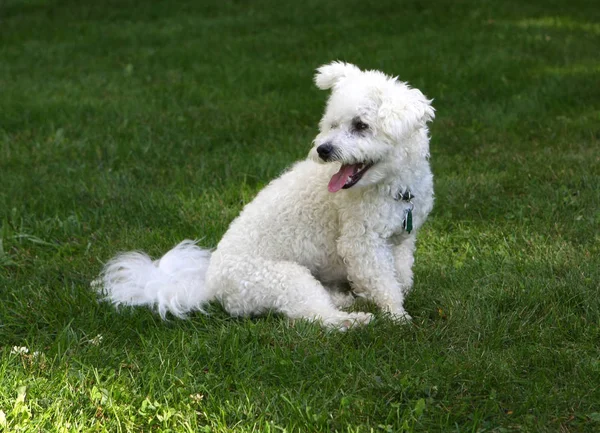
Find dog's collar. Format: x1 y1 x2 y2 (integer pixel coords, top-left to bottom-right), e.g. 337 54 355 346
394 188 415 202
394 188 414 233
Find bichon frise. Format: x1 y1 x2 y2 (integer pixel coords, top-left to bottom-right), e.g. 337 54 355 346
97 61 435 330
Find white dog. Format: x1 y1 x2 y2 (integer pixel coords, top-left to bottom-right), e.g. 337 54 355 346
98 61 435 330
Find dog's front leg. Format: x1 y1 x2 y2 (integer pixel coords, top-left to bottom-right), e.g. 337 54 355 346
338 231 411 322
393 235 416 296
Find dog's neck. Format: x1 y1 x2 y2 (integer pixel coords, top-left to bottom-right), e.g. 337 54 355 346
383 132 430 200
378 181 413 201
380 161 426 200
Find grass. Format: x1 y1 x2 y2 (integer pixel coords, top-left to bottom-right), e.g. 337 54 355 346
1 0 599 431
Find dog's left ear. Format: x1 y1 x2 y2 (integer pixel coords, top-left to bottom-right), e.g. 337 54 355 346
314 61 361 90
378 88 435 138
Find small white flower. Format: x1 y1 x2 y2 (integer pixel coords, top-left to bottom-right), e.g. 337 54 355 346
88 334 104 346
10 346 29 355
190 393 204 402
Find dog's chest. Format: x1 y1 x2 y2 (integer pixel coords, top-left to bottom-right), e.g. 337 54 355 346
347 194 412 241
373 198 413 239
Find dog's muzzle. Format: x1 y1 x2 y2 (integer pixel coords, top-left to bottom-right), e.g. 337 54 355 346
316 143 334 161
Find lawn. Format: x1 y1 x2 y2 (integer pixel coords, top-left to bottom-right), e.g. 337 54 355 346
1 0 599 431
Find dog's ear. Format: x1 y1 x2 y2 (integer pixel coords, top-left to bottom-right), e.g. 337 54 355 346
314 61 361 90
378 88 435 138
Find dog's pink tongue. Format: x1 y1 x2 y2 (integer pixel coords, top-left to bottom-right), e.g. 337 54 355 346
328 164 356 193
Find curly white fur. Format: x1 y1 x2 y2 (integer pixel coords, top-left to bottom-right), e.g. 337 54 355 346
97 61 435 330
99 240 212 318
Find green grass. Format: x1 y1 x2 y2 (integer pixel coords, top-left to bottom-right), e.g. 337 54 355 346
1 0 599 431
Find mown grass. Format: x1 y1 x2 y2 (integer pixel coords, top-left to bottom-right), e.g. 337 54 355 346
1 0 599 431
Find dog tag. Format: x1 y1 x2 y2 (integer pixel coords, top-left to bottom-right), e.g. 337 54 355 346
403 206 413 234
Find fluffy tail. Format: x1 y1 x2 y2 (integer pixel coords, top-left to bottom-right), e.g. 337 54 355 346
95 240 213 318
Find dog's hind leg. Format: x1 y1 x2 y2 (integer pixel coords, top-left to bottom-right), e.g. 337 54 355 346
212 258 372 330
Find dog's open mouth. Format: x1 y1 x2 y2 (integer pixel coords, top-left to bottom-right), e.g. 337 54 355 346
328 162 374 193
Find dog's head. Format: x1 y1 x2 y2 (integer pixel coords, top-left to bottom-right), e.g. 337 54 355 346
309 61 435 193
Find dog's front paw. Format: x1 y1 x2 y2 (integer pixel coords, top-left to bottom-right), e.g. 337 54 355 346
323 311 374 331
388 309 412 324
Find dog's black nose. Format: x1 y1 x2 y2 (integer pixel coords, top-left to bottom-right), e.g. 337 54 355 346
317 143 334 161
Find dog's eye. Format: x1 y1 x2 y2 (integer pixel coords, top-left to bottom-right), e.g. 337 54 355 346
352 120 369 132
330 122 339 129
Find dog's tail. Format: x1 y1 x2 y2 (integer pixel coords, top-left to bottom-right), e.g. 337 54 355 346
95 240 213 318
